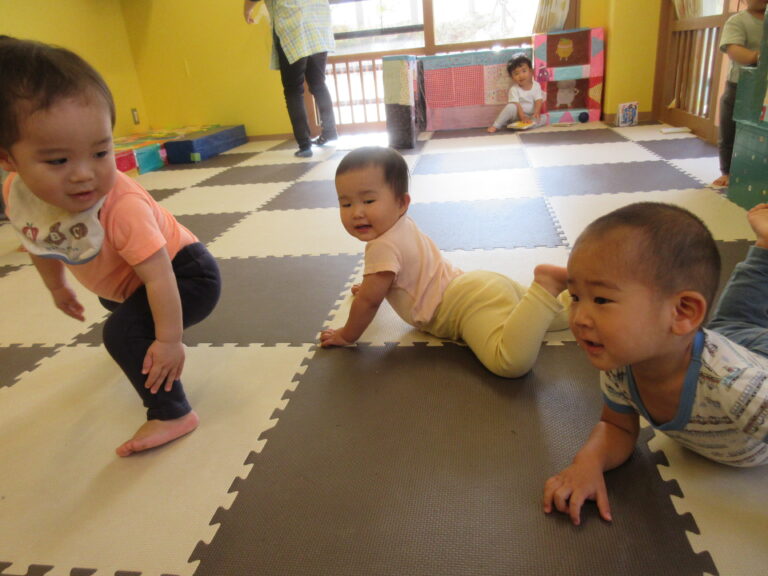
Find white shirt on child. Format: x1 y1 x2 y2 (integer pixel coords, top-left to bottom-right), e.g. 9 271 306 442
602 329 768 467
508 81 545 115
364 215 462 328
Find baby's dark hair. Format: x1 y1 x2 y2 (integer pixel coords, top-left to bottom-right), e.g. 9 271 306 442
574 202 721 307
507 53 533 76
336 146 410 199
0 36 115 150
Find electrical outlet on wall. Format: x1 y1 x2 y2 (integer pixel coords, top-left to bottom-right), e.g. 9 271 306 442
131 108 140 125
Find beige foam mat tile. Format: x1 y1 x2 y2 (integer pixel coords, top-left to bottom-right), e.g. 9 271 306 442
334 132 390 149
0 224 30 268
549 189 752 246
0 266 106 346
410 169 541 203
648 430 768 576
222 139 288 154
526 141 660 168
237 146 339 166
325 246 574 347
135 167 227 190
206 208 362 258
611 124 699 141
158 182 289 215
0 342 312 575
421 133 522 154
668 157 722 187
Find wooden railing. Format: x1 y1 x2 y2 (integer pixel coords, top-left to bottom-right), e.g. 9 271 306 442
325 57 386 132
655 10 728 142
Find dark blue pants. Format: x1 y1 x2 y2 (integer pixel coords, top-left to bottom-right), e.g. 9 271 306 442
100 243 221 421
718 81 738 176
274 32 337 151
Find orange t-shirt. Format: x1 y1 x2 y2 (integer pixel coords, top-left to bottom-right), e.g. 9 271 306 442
4 171 197 302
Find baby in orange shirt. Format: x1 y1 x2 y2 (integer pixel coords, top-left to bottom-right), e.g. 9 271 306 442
0 37 221 456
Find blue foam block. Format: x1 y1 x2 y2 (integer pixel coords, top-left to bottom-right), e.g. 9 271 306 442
165 125 248 164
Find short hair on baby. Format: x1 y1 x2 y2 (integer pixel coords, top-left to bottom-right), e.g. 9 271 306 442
574 202 721 307
336 146 410 200
0 36 116 150
507 53 533 75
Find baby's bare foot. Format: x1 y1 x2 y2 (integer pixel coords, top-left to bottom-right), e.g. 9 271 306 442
116 411 199 457
711 174 729 188
748 204 768 249
534 264 568 297
487 126 498 133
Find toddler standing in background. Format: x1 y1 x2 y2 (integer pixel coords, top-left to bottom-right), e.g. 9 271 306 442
712 0 765 188
487 54 545 133
0 37 221 457
320 146 570 379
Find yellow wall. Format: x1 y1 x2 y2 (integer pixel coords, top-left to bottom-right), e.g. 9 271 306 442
119 0 289 137
580 0 663 118
0 0 148 138
2 0 663 137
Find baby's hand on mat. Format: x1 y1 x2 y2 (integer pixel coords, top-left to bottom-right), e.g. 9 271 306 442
320 328 354 348
142 340 186 394
543 460 612 526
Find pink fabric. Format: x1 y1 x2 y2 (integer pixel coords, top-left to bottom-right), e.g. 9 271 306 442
364 215 463 328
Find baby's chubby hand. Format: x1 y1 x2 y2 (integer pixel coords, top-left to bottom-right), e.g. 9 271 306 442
320 328 354 348
543 459 612 526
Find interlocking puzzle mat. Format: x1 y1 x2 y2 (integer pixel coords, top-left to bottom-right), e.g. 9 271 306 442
0 124 765 576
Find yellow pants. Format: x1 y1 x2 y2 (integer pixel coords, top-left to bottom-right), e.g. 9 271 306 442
423 270 570 378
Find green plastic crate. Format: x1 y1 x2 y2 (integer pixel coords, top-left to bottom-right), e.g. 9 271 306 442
729 120 768 210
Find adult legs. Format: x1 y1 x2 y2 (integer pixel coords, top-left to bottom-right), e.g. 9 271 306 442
275 33 312 151
305 51 337 140
715 81 738 184
708 246 768 358
101 243 221 420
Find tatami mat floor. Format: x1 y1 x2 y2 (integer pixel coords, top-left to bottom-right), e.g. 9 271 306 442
1 123 766 576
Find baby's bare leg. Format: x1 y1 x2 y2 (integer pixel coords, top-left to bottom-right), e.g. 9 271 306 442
116 411 199 457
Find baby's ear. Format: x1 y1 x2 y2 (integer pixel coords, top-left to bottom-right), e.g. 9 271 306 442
400 193 411 212
671 291 707 335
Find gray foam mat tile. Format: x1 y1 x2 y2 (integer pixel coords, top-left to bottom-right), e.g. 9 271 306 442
519 128 628 147
409 197 565 250
430 128 493 139
147 187 184 203
175 212 250 246
200 163 319 186
0 345 60 388
71 254 361 347
191 343 716 576
537 161 703 196
413 148 529 174
182 253 361 345
0 264 24 279
261 180 339 211
638 138 718 160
